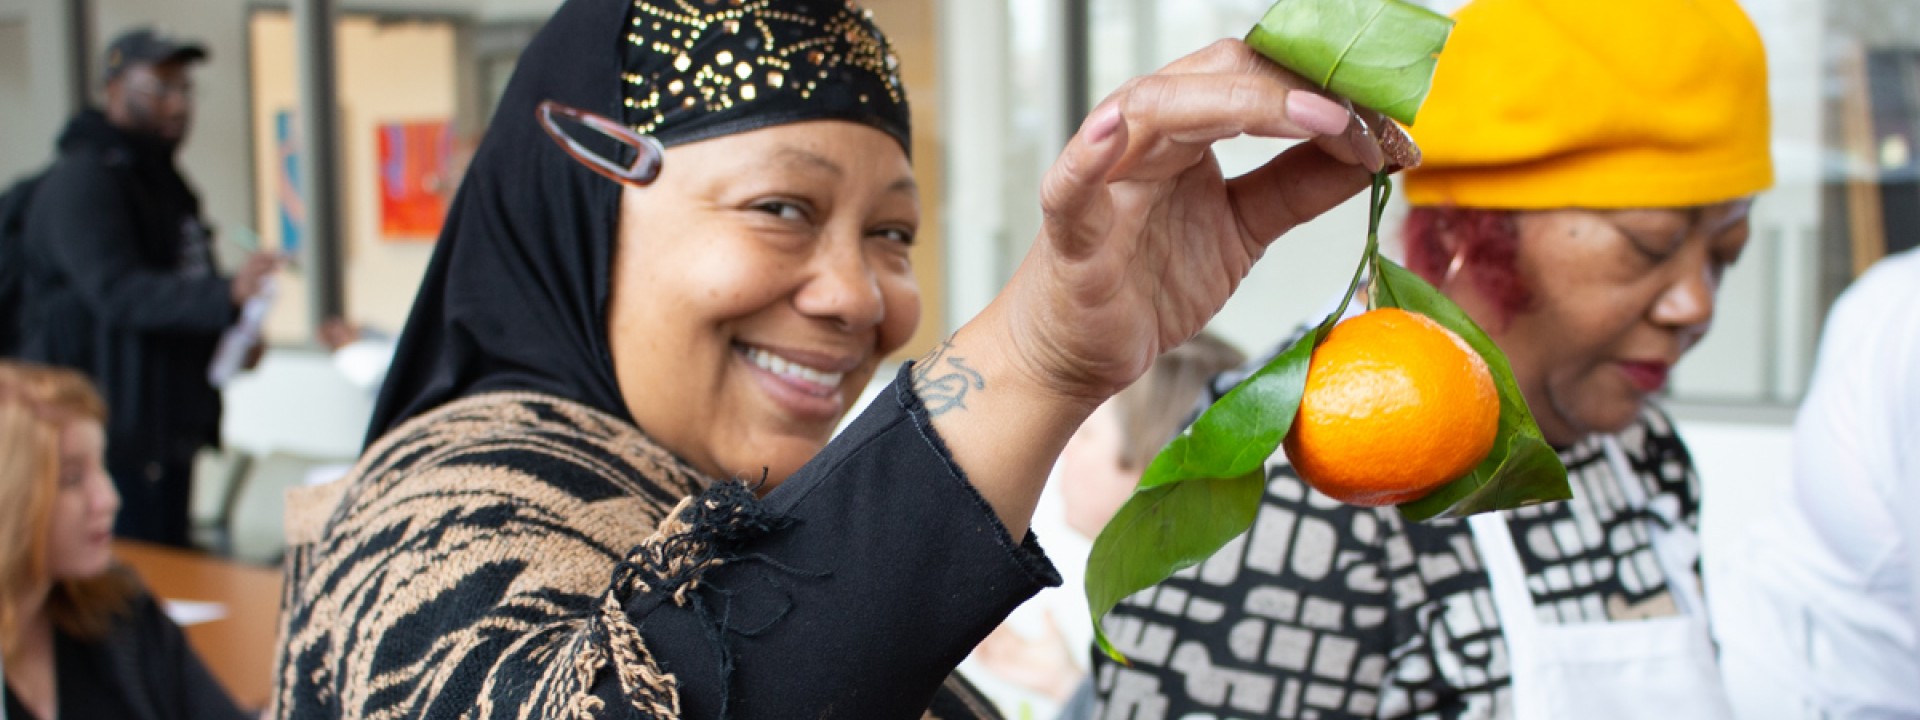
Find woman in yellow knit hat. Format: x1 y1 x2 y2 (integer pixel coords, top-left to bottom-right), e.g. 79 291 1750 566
1089 0 1768 718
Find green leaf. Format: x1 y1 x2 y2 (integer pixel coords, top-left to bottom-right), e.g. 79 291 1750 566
1399 433 1568 520
1144 363 1303 489
1087 327 1316 659
1367 256 1572 521
1087 471 1267 661
1245 0 1453 125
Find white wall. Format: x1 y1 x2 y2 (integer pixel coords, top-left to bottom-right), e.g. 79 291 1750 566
1686 417 1795 518
479 0 560 22
0 0 78 183
0 18 36 175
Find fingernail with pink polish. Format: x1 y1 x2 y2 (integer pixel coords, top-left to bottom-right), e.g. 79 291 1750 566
1286 92 1350 136
1084 104 1123 144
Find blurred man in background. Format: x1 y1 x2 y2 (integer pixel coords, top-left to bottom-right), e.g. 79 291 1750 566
17 28 278 548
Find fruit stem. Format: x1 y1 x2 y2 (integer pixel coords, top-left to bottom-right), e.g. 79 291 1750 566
1365 171 1397 310
1327 171 1391 331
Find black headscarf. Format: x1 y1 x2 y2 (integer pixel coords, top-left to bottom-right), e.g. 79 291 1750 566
367 0 910 443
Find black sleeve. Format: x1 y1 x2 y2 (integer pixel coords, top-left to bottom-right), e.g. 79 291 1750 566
612 363 1062 719
31 161 234 333
122 593 251 720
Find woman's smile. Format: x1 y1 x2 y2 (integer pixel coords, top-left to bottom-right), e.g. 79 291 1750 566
736 342 860 423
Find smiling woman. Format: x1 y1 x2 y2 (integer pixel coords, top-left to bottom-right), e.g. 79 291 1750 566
269 0 1381 717
607 124 923 486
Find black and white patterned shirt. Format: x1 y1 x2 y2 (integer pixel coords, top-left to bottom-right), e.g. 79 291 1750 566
1090 347 1702 720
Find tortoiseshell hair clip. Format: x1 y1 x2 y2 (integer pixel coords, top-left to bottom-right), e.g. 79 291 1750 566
537 100 665 187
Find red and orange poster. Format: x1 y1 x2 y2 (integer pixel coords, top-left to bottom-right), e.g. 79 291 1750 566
377 120 454 239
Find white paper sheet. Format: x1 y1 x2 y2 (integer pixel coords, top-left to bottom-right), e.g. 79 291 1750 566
208 277 277 389
161 598 229 627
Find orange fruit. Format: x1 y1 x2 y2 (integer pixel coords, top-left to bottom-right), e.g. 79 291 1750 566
1283 308 1500 506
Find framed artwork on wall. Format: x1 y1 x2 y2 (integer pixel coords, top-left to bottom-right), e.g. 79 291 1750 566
274 110 304 257
377 119 454 240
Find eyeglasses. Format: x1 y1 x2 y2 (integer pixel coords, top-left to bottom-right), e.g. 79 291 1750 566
125 79 194 101
537 100 664 187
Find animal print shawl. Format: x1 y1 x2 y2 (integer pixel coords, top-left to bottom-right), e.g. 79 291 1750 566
271 392 998 719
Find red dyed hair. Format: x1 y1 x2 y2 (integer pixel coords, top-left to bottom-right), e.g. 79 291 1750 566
1401 206 1533 327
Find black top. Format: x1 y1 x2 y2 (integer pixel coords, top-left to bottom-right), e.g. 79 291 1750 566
3 592 247 720
18 109 231 465
630 366 1061 717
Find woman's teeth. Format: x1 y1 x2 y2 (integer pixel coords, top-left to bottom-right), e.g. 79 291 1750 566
746 347 844 387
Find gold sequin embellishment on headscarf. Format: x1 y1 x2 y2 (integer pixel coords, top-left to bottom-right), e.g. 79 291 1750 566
623 0 906 136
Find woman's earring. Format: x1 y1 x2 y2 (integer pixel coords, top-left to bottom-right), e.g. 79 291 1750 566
1443 250 1467 287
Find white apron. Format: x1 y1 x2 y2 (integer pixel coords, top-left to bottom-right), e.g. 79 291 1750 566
1468 439 1736 720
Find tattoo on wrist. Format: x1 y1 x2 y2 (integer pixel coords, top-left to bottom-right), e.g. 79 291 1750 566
912 338 985 417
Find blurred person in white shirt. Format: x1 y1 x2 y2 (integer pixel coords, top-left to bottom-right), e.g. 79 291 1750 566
1713 248 1920 719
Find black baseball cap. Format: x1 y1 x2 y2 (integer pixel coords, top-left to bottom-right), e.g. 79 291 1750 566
102 27 208 82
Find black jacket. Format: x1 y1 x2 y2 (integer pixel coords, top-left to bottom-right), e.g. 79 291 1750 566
18 110 233 465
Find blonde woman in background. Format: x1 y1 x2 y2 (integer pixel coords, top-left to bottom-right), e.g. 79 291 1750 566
0 361 245 720
971 333 1247 718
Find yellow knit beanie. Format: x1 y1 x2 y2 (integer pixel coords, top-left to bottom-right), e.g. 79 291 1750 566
1401 0 1774 209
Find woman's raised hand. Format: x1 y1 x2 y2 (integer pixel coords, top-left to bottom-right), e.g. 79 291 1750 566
922 39 1393 537
995 39 1381 406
